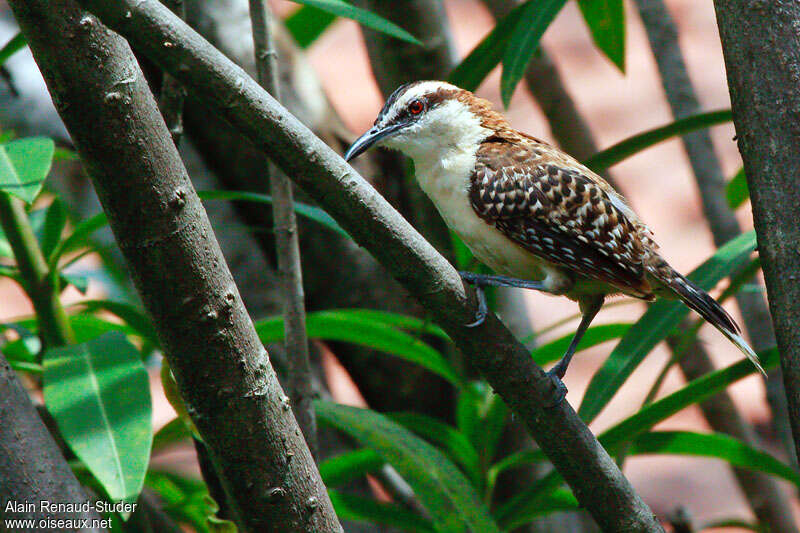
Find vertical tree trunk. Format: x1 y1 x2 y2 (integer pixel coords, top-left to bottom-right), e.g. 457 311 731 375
712 0 800 464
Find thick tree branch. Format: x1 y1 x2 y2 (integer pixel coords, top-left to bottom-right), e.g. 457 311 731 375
78 1 664 529
158 0 186 145
712 0 800 464
9 1 341 530
0 356 103 529
248 0 317 460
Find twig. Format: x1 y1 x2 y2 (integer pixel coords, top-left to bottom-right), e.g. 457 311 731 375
158 0 186 145
712 0 800 471
10 1 341 530
248 0 317 460
76 2 664 529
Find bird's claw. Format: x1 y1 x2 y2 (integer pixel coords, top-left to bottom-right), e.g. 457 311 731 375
544 369 568 407
461 272 488 328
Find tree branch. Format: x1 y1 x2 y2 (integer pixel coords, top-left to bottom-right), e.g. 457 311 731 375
9 1 341 530
158 0 186 145
77 1 664 529
0 356 103 530
248 0 317 460
712 0 800 465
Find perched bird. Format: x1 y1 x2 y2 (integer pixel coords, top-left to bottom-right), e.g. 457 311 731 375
345 80 764 403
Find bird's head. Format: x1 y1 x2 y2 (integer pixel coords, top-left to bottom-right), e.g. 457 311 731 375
345 81 508 162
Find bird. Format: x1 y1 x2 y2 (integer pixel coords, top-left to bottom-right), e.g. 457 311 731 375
344 80 765 404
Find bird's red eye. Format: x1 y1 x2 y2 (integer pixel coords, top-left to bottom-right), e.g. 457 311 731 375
409 100 424 115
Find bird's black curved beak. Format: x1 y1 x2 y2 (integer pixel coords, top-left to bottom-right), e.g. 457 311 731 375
344 123 406 162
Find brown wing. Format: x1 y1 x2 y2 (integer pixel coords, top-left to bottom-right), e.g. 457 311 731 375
469 141 653 297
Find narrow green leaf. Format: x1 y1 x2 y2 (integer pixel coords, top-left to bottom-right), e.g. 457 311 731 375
43 332 152 505
152 417 193 454
0 32 26 66
448 1 533 92
584 110 733 171
500 489 578 531
629 431 799 487
726 167 749 209
39 198 67 259
145 469 213 532
333 308 450 341
285 6 337 48
68 314 136 343
577 0 625 71
76 299 159 346
532 323 630 366
390 412 483 487
199 189 349 237
48 212 107 270
329 490 435 533
316 401 501 533
0 137 55 203
319 448 385 487
289 0 421 45
255 310 462 387
578 231 756 424
700 518 764 532
60 272 89 295
500 0 568 106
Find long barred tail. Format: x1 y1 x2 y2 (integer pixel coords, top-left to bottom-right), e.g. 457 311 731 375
653 264 766 377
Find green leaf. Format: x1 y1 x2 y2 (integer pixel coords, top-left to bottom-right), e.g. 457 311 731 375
584 109 733 171
198 189 349 238
500 0 568 106
48 212 107 270
146 469 213 532
578 230 756 424
500 489 579 531
448 1 532 92
577 0 625 71
316 401 501 533
289 0 421 45
329 490 435 533
43 332 152 506
628 431 799 487
319 448 385 487
726 167 749 209
390 412 483 487
76 299 159 346
256 310 462 387
68 313 136 343
60 272 89 294
0 137 55 203
0 32 26 66
532 323 630 366
152 417 193 454
286 6 337 48
39 198 67 259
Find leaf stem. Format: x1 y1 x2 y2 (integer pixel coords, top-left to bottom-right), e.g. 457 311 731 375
0 192 74 349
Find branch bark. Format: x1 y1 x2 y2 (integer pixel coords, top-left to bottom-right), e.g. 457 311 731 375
9 1 341 530
0 356 104 530
158 0 186 145
248 0 317 461
712 0 800 466
78 1 664 529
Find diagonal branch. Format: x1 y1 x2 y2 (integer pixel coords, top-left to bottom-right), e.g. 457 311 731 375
9 0 341 530
248 0 317 461
76 1 664 529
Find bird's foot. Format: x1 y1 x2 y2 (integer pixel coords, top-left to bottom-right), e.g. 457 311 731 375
464 282 488 328
544 368 568 407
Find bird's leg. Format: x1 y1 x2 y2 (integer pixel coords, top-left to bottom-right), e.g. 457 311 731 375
459 272 548 327
546 295 604 406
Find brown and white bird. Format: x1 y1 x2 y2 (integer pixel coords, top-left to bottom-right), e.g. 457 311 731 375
345 81 764 402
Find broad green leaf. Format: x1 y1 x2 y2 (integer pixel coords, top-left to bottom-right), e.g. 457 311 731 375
0 32 26 66
286 6 337 48
628 431 799 487
391 412 483 487
0 137 54 203
532 323 630 366
500 489 578 531
289 0 421 45
329 490 435 533
43 332 152 506
578 230 756 424
578 0 625 71
316 401 501 533
449 1 533 92
152 417 193 454
726 167 749 209
500 0 568 106
319 448 385 487
584 109 733 171
256 310 462 387
199 189 349 237
494 347 779 522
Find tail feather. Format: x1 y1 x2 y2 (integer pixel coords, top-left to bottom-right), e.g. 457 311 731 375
653 264 766 377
